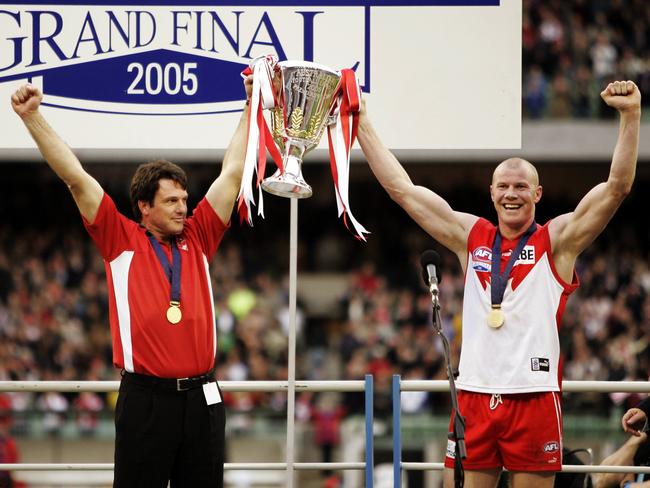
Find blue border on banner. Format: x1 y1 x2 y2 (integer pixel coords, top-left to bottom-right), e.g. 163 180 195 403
0 1 499 5
0 0 499 113
39 102 246 116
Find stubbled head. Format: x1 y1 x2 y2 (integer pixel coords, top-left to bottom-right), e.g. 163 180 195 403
490 158 542 234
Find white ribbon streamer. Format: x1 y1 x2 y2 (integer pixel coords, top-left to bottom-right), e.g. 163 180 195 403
236 56 278 224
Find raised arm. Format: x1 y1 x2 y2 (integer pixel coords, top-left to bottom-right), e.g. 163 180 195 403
204 76 252 223
357 102 477 262
593 433 647 488
11 84 104 222
550 81 641 281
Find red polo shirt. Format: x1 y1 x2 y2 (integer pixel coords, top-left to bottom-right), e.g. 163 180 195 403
84 193 228 378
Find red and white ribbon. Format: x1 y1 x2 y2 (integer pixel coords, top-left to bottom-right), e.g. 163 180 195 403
236 55 283 226
237 58 368 242
327 69 369 241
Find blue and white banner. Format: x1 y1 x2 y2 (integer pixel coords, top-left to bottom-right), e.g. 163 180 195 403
0 1 520 155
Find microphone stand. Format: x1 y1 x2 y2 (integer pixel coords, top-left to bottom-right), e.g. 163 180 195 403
429 285 466 488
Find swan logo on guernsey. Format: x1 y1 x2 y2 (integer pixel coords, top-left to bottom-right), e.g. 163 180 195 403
0 0 499 115
472 246 492 272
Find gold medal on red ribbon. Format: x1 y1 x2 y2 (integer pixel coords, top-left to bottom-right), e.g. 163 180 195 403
487 306 505 329
166 302 182 325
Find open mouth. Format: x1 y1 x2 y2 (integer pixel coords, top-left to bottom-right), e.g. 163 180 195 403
503 204 522 210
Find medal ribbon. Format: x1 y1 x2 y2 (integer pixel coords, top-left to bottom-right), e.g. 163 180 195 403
147 234 181 306
326 69 369 241
490 221 537 307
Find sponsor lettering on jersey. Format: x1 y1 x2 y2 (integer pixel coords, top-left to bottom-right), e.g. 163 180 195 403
514 245 536 265
471 246 492 272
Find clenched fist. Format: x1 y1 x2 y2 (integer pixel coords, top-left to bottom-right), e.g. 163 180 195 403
11 83 43 119
601 80 641 114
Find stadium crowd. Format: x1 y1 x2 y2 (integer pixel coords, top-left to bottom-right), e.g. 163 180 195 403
523 0 650 118
1 176 649 432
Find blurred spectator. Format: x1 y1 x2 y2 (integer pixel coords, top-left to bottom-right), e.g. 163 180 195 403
524 65 548 118
548 73 573 118
37 391 69 436
74 392 104 436
590 31 618 84
310 393 346 476
0 395 25 488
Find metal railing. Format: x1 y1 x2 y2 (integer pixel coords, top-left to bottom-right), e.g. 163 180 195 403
3 376 650 487
0 376 375 487
391 376 650 487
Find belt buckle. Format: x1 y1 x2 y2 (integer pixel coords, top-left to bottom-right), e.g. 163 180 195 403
176 377 190 391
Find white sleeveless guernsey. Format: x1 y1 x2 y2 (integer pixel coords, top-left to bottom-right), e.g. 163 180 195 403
457 218 579 394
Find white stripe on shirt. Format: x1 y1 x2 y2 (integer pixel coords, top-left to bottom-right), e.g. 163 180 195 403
110 251 135 372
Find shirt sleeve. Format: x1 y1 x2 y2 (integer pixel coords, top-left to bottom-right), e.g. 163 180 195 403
82 193 138 260
184 198 230 261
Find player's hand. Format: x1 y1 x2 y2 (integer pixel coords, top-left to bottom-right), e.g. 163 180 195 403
601 80 641 114
11 83 43 119
243 75 253 103
359 98 367 117
622 407 647 436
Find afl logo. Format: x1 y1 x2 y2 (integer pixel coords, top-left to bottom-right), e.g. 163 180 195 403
543 441 560 453
472 246 492 272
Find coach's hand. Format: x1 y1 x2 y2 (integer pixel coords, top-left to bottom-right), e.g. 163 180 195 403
243 74 253 103
359 98 368 117
11 83 43 119
601 80 641 113
622 407 648 436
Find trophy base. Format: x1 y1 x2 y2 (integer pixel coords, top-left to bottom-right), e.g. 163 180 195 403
261 172 313 199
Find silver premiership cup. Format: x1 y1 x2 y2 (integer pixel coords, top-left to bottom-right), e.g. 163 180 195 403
261 61 341 199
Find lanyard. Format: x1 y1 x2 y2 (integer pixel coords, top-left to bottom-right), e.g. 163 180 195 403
490 221 537 307
147 233 181 305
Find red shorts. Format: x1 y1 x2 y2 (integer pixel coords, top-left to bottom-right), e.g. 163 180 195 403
444 390 563 472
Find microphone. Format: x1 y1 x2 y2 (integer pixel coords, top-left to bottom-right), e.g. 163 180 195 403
420 250 442 295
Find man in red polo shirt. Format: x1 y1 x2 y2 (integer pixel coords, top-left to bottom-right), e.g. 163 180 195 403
11 78 252 488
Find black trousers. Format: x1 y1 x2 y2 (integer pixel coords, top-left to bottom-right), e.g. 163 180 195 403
113 373 225 488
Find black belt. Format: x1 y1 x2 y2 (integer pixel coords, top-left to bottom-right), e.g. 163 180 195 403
123 369 216 392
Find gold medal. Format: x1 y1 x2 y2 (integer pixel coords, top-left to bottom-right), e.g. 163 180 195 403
166 303 182 325
487 306 505 328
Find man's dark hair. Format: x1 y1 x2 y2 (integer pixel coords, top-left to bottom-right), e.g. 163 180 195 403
129 160 188 221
